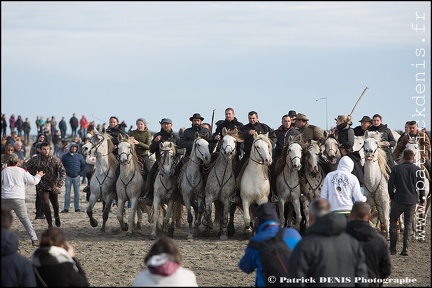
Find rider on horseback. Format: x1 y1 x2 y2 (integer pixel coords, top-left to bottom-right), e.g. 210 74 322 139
141 118 182 206
128 118 152 179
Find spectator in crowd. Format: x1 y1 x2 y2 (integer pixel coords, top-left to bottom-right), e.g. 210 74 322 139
32 227 89 287
286 199 368 285
59 116 67 139
339 142 365 194
23 117 32 144
69 113 79 138
239 202 301 287
1 210 37 287
1 153 45 246
61 143 86 213
346 202 392 286
132 237 198 286
1 114 7 137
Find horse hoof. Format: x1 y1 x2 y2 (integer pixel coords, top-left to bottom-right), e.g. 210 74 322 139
126 231 133 236
227 226 235 236
122 224 129 231
90 218 98 227
187 234 193 240
136 223 142 230
220 234 228 241
150 234 156 240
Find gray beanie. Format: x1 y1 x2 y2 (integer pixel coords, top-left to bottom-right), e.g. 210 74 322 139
136 118 147 125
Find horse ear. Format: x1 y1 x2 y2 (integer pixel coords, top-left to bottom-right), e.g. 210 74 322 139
323 130 328 139
364 130 369 138
307 138 312 145
222 127 227 136
159 142 164 150
195 131 200 139
318 137 325 146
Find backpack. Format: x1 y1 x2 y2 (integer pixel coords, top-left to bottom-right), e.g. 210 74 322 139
248 227 291 287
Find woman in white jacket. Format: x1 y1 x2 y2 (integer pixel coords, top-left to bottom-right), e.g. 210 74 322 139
1 154 45 246
132 237 198 287
320 156 367 216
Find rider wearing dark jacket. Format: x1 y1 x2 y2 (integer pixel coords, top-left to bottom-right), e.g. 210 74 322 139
142 118 180 205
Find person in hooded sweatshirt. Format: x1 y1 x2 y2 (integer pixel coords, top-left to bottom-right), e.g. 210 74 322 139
239 202 302 287
320 156 367 217
132 237 198 286
61 143 86 212
346 202 392 287
1 210 37 287
31 227 89 287
286 199 368 287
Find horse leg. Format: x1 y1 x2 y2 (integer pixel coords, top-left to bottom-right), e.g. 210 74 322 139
150 197 160 240
116 197 128 232
227 203 236 236
277 199 286 228
242 200 253 236
292 197 303 232
220 200 230 240
194 191 205 227
87 192 98 227
203 195 213 230
163 199 174 234
126 199 137 236
101 195 114 233
135 199 142 230
183 196 194 240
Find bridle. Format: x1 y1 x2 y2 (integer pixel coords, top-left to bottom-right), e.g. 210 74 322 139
250 138 270 165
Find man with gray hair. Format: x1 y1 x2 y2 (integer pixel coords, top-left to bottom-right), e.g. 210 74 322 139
286 199 368 286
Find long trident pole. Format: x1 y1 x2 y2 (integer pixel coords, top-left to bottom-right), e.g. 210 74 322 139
349 86 369 117
210 109 216 134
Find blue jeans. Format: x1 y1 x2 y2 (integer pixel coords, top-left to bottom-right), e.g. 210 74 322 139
1 199 38 241
64 176 81 211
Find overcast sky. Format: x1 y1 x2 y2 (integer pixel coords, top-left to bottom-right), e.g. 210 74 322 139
2 1 430 134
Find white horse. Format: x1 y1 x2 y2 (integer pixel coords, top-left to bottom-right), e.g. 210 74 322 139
404 138 430 240
300 139 325 230
150 141 180 240
239 132 273 236
178 133 211 240
82 131 118 233
353 135 365 166
275 135 304 229
203 128 243 240
363 131 390 239
116 134 146 236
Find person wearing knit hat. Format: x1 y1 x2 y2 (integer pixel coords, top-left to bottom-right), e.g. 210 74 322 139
129 118 152 178
239 202 302 287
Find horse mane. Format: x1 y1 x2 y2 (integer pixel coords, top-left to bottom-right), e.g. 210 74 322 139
98 132 118 169
157 142 177 171
275 145 289 176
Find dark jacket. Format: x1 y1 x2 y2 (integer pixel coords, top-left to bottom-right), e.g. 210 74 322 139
211 117 244 153
353 126 367 137
240 122 277 158
286 212 368 287
388 162 424 205
149 129 179 160
1 229 36 287
61 143 86 178
22 153 66 192
336 123 354 147
239 221 302 287
179 125 211 157
69 116 79 129
105 125 126 146
274 125 300 161
346 220 392 286
32 246 89 287
346 151 364 187
59 120 67 132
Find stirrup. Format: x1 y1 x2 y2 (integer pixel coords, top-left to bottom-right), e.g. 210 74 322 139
138 197 146 203
271 194 279 203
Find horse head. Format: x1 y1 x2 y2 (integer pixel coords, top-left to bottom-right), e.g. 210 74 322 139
288 141 303 171
250 132 272 166
221 127 242 159
305 139 321 175
117 134 134 165
191 133 211 165
322 135 340 164
404 138 421 165
363 131 382 161
159 141 177 176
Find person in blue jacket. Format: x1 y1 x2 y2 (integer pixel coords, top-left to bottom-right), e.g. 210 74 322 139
239 202 302 287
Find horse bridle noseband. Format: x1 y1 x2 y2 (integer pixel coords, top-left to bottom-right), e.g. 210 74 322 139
250 138 269 164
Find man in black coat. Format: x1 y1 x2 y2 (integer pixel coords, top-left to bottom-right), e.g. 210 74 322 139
346 202 392 287
388 149 425 256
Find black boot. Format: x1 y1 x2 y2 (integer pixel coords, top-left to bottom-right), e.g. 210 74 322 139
389 232 398 255
400 237 409 256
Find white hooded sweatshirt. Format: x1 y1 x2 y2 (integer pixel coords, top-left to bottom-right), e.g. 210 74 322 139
320 156 367 212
